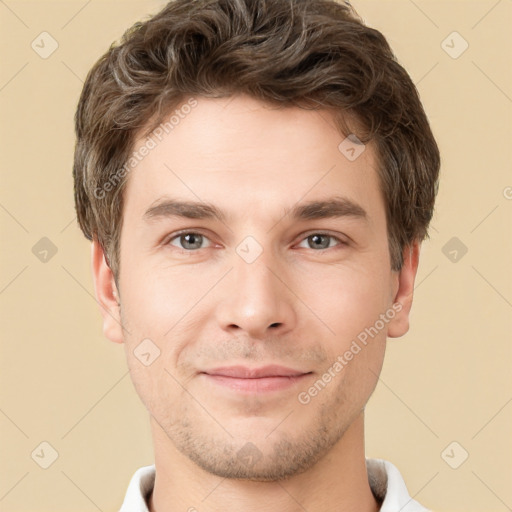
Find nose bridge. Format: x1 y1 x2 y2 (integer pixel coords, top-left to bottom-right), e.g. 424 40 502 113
215 238 296 337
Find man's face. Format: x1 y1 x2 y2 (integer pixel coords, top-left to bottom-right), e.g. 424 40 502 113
95 95 415 480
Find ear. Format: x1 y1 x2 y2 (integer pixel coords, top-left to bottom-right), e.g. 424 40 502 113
387 239 421 338
91 239 124 344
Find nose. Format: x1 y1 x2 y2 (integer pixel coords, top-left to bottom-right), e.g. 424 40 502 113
214 246 297 339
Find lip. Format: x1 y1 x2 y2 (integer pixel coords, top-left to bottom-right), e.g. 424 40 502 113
204 365 307 378
201 365 312 393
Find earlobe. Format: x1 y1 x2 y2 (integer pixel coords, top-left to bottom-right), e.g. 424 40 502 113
91 239 124 344
387 240 421 339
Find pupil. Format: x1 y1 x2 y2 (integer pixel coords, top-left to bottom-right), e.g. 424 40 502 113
311 235 327 249
184 234 201 249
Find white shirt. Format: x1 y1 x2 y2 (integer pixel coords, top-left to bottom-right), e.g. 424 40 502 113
119 458 430 512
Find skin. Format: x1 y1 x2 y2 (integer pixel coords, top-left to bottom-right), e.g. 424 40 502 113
91 94 421 512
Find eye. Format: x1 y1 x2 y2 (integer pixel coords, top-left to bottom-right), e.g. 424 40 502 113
296 233 346 250
164 231 347 252
167 231 212 251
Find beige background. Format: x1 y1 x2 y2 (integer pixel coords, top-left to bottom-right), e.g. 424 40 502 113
0 0 511 511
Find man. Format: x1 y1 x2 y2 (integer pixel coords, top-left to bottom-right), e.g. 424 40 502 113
72 0 440 510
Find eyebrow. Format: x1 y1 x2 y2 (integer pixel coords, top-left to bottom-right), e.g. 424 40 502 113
142 195 368 224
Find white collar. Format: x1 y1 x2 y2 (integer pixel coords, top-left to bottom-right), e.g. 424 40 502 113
119 458 430 512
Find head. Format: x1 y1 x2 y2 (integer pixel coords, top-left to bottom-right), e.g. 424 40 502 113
73 0 440 480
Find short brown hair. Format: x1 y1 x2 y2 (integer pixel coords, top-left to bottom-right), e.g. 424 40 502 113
73 0 440 283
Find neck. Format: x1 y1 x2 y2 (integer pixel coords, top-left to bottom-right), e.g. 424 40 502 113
148 412 379 512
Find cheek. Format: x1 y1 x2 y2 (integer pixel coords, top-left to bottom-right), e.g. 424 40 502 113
124 354 179 421
119 266 213 375
310 266 390 400
314 265 391 343
120 266 195 332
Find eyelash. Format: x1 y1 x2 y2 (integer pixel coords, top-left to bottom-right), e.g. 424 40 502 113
164 230 348 252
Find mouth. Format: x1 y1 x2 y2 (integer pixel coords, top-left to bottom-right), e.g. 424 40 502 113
200 365 313 393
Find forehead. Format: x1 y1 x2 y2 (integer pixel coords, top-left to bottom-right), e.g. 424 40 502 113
122 95 384 228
